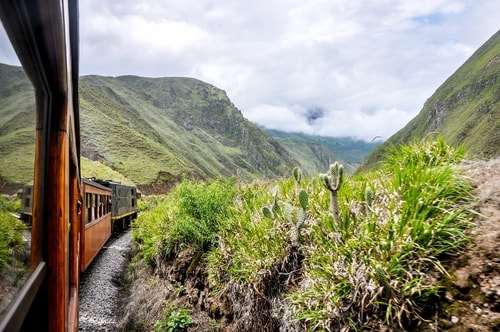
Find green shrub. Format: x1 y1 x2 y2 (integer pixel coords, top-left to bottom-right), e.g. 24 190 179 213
286 137 473 330
153 303 193 332
207 177 301 286
137 194 166 212
132 178 236 265
0 211 25 272
133 136 475 330
0 195 21 213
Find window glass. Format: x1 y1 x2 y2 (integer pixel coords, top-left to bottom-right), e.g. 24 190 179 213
0 24 35 317
86 193 91 224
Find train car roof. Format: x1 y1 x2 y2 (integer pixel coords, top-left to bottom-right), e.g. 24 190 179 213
82 178 113 192
92 179 136 190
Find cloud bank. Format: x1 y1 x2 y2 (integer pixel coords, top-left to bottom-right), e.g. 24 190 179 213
1 0 498 140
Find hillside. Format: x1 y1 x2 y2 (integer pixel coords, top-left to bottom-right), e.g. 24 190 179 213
0 64 36 191
267 129 380 175
80 75 299 192
1 63 379 194
0 65 298 193
363 29 500 168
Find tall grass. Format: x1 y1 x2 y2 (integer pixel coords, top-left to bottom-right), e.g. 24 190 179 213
285 137 473 330
132 137 475 330
132 178 236 266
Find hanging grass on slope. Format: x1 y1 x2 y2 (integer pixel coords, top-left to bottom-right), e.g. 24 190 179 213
285 137 474 331
130 137 475 330
132 178 236 266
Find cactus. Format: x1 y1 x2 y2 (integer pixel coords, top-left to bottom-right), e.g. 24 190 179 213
320 162 344 225
284 204 306 229
284 203 306 246
283 188 309 246
293 166 302 184
262 206 273 219
271 186 279 215
365 186 373 208
374 264 391 299
298 189 308 210
262 186 280 219
364 186 374 217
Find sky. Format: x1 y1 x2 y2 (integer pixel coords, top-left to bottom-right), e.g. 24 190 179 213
1 1 499 141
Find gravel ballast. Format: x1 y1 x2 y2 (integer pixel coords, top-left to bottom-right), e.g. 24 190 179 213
78 230 131 331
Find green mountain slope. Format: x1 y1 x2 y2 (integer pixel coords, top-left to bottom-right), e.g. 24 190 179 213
0 65 298 193
79 75 297 190
0 64 35 186
363 29 500 168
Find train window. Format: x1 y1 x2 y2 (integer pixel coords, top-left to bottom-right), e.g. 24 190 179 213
0 25 35 318
86 193 91 224
91 194 96 221
100 195 105 217
107 195 112 214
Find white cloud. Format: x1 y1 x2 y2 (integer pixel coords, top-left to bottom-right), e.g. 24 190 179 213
246 104 310 133
2 0 499 141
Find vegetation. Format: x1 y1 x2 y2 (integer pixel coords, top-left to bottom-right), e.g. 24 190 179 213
132 178 236 266
153 303 194 332
81 157 135 185
0 196 25 273
0 212 24 273
131 137 475 330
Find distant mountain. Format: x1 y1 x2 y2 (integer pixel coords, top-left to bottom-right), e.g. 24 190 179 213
78 75 301 192
0 64 301 193
266 129 380 175
1 63 379 194
362 29 500 169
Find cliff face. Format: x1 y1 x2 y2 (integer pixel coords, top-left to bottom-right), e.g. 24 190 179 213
79 75 297 184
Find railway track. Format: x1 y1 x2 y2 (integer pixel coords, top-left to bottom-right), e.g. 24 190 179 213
78 230 132 331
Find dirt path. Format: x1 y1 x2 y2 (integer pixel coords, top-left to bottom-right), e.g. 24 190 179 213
435 158 500 331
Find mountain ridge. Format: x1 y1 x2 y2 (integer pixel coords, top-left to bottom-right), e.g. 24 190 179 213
1 64 376 194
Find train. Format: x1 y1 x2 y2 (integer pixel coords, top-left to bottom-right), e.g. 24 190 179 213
80 179 138 271
20 180 138 231
0 1 139 331
20 179 140 272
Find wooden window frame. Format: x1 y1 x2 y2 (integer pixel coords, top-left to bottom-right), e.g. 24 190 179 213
0 0 81 331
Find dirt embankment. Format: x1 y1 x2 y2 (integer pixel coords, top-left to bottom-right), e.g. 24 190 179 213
429 158 500 331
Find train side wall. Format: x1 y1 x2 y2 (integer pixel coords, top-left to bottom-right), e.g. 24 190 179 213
81 180 113 271
82 214 111 270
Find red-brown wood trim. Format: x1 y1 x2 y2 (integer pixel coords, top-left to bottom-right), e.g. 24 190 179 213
0 1 80 330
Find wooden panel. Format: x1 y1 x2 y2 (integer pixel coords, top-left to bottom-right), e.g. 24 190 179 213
47 129 70 332
82 215 112 271
68 168 80 332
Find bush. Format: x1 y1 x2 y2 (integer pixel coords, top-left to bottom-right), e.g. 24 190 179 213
0 211 25 272
132 178 236 265
285 137 473 330
0 195 21 213
133 137 475 330
153 303 193 332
